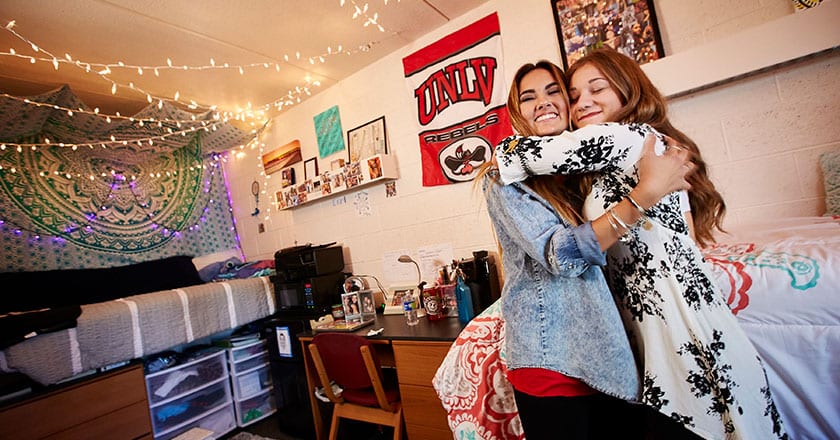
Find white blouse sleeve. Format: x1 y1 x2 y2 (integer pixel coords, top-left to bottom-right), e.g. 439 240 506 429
679 190 691 213
494 122 664 185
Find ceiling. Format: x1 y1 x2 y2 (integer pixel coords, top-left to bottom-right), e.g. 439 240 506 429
0 0 485 118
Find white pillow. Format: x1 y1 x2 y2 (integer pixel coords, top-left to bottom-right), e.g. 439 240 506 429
192 248 244 271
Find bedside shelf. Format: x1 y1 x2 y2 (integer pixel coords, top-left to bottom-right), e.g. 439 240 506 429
276 153 398 210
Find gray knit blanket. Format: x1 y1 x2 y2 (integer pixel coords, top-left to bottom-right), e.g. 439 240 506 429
0 277 275 385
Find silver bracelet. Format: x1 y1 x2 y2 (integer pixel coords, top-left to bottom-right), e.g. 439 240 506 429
625 195 652 230
606 209 632 243
626 194 647 215
608 208 632 230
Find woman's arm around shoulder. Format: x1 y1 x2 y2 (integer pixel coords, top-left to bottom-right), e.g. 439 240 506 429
494 123 662 184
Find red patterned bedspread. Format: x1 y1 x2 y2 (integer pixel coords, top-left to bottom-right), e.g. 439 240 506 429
433 216 840 440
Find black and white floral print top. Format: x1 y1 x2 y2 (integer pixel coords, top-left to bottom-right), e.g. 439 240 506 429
494 122 787 440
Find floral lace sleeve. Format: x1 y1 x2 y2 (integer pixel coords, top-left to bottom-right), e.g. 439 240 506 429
494 122 663 185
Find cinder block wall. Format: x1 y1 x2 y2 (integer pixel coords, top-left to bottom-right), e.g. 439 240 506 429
225 0 839 279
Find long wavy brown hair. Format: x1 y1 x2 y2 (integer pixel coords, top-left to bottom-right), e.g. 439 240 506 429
567 48 726 247
476 60 586 226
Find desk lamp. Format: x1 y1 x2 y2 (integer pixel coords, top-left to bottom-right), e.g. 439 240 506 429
389 255 426 316
397 254 421 286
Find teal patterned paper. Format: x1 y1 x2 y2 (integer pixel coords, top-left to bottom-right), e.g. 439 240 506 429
313 105 345 158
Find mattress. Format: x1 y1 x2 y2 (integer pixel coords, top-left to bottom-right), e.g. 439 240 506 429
0 276 276 385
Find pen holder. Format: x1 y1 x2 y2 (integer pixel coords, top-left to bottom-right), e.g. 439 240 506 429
422 286 445 321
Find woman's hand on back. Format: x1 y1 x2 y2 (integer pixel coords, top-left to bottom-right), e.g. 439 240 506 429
633 134 693 208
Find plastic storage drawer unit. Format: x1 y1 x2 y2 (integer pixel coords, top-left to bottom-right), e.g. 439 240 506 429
235 388 277 427
160 404 236 440
145 349 235 439
233 364 272 399
150 378 232 437
229 340 268 363
230 352 269 375
146 350 228 406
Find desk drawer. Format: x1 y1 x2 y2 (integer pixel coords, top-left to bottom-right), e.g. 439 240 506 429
406 423 453 440
392 341 451 386
399 383 448 431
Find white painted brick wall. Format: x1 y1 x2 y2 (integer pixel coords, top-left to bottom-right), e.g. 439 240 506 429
227 0 839 277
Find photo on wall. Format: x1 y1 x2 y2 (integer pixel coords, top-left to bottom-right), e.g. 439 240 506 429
262 139 302 175
551 0 664 69
347 116 387 163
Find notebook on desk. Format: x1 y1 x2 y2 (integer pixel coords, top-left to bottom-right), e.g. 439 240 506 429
312 318 375 333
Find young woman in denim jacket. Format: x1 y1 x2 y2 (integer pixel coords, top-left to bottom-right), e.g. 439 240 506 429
480 60 693 439
495 51 787 439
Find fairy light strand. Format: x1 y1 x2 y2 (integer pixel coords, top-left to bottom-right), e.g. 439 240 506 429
1 4 396 122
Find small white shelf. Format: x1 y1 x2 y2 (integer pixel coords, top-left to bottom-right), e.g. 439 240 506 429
276 153 398 210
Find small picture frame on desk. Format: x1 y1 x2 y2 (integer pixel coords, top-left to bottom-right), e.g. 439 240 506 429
342 292 362 323
384 284 417 315
358 290 376 321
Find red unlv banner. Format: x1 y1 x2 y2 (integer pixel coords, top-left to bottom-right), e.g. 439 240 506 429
403 13 512 187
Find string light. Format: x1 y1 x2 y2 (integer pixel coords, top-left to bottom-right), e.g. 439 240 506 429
0 154 226 242
1 8 394 124
0 2 401 247
341 0 399 33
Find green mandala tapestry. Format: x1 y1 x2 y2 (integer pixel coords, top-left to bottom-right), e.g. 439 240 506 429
0 86 252 271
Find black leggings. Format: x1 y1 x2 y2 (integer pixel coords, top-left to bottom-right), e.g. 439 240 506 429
514 389 704 440
513 389 643 440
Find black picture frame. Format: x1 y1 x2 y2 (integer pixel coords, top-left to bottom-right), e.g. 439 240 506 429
304 157 318 181
280 167 295 188
346 116 388 163
551 0 665 69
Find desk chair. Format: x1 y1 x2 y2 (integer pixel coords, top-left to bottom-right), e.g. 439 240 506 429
308 333 404 440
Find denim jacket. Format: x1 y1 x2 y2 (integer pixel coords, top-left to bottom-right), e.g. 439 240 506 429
482 169 640 401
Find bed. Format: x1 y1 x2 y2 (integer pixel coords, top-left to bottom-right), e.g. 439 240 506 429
433 216 840 440
0 255 277 386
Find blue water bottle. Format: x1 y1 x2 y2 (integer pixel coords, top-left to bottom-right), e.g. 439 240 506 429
454 268 474 324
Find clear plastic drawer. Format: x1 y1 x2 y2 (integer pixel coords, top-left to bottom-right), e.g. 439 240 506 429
228 339 267 363
233 364 272 399
150 378 232 437
235 388 277 427
146 350 228 406
230 352 269 375
158 404 235 440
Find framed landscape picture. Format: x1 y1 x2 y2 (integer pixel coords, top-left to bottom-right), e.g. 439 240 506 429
551 0 664 69
262 139 302 175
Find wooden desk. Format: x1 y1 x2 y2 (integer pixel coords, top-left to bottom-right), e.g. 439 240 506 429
299 314 464 440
